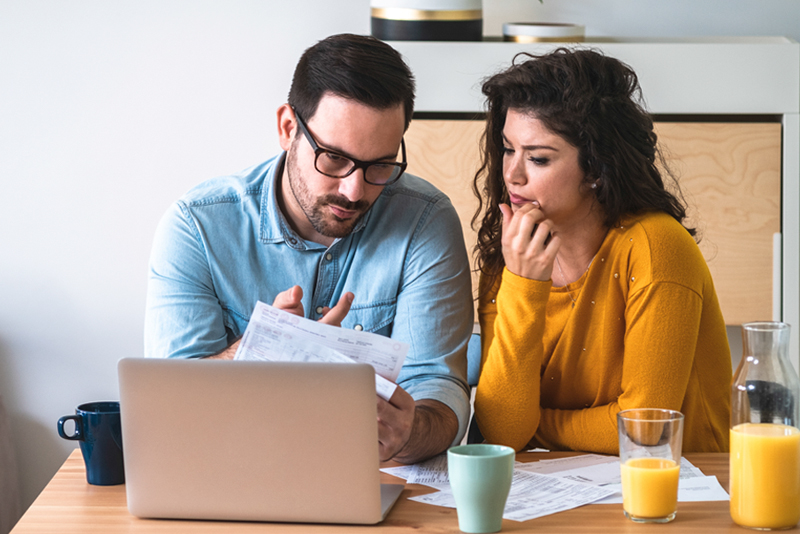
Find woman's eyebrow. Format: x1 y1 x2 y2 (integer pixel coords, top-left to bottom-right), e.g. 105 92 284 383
502 133 558 151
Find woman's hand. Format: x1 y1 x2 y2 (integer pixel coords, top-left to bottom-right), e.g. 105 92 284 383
500 202 561 281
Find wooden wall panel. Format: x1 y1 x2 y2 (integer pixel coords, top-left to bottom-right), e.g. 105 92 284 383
405 120 484 316
405 119 782 326
655 122 781 325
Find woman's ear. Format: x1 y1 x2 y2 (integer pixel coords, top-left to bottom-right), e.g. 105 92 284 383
277 104 297 152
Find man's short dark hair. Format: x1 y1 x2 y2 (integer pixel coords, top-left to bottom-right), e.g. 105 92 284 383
288 34 415 130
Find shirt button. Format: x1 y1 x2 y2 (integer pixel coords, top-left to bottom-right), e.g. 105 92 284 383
325 253 333 261
315 306 324 314
354 324 363 331
288 237 297 245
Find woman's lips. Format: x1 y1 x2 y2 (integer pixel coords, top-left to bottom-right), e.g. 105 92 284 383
509 193 534 206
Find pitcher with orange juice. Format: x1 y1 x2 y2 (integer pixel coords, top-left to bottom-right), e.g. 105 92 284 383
731 321 800 530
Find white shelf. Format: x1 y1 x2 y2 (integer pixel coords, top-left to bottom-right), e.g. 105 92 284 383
390 38 800 114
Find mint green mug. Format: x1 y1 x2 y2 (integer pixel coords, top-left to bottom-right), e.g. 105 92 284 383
448 444 515 533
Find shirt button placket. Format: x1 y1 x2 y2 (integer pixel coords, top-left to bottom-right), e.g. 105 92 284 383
313 248 337 318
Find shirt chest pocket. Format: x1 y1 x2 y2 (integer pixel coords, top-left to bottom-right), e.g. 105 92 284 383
341 299 397 337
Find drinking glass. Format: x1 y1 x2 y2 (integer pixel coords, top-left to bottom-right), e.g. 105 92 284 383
617 408 684 523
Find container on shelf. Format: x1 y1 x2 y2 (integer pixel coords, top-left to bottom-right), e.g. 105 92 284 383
502 22 585 43
371 0 482 41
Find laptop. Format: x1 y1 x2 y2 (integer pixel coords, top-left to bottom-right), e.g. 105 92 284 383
117 358 404 524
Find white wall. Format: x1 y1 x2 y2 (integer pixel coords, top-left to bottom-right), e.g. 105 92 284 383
0 0 796 521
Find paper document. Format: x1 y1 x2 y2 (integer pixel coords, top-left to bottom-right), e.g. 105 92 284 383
593 475 730 504
409 468 615 522
389 453 729 522
526 456 704 487
387 454 614 522
235 301 408 400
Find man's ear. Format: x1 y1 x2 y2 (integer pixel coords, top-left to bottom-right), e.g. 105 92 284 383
277 104 296 152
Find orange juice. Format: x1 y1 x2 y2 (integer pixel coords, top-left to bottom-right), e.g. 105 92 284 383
620 458 680 519
730 423 800 529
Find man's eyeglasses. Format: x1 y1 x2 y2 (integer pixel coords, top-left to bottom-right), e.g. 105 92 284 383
293 110 407 186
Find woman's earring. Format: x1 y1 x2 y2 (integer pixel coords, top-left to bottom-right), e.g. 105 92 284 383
590 182 598 189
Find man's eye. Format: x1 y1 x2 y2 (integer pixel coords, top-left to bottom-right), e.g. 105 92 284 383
323 152 347 163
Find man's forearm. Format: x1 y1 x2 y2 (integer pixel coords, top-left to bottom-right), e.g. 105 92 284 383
392 399 459 464
203 338 241 360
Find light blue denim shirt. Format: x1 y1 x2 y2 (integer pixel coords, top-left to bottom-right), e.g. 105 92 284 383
144 153 473 441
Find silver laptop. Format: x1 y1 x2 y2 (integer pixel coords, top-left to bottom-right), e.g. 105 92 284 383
118 358 403 524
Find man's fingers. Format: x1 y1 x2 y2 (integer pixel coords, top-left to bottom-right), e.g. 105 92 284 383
387 384 416 411
319 292 354 326
376 388 415 462
272 285 304 316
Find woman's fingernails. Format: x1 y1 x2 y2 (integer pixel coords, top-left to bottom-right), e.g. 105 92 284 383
531 201 540 208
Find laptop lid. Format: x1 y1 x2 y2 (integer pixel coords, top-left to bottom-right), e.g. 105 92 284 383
118 358 402 524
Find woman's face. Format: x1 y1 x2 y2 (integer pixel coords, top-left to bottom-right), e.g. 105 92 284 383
501 109 594 227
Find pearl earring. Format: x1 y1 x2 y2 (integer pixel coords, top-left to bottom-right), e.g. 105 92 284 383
591 182 598 189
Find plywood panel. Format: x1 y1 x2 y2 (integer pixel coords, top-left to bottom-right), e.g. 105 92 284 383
405 120 484 316
655 123 781 325
405 119 782 326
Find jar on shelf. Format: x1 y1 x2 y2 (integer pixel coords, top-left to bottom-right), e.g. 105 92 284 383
370 0 483 41
730 321 800 530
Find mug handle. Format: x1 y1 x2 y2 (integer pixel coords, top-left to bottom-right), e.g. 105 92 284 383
57 415 83 441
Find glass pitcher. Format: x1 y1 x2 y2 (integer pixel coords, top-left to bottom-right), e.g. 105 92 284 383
730 322 800 530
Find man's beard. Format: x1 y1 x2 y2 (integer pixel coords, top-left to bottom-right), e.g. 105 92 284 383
286 142 371 239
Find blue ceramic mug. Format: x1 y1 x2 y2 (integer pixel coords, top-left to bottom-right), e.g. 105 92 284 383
57 401 124 485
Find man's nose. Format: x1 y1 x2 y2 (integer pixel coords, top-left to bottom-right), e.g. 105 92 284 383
338 168 366 202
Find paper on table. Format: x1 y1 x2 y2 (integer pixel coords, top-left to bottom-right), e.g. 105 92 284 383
515 454 617 476
410 469 616 522
524 456 704 487
234 301 407 400
381 464 415 481
593 475 730 504
405 454 451 490
522 455 728 504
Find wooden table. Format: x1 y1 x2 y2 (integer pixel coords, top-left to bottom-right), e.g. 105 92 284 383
11 449 766 533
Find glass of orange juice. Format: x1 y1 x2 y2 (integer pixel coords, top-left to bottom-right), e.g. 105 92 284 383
617 409 684 523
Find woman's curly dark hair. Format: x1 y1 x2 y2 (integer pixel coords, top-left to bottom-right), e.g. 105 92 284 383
472 48 694 284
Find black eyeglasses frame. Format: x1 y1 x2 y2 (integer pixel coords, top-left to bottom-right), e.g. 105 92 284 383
293 109 407 186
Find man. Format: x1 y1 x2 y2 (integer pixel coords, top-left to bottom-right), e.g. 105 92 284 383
144 34 473 464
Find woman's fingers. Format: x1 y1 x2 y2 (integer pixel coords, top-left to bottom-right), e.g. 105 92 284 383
500 202 559 280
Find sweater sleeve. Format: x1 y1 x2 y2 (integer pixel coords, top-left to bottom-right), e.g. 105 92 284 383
533 280 704 454
474 268 552 451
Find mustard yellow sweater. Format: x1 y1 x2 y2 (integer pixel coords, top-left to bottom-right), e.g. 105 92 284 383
474 212 731 454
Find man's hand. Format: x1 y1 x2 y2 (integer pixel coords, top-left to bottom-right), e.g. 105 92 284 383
377 388 459 464
272 285 305 317
206 287 354 359
271 285 353 326
377 387 416 461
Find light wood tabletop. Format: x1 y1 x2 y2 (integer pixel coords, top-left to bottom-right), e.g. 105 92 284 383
11 449 766 533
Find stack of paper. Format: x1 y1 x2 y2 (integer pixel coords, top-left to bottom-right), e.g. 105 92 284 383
234 301 407 400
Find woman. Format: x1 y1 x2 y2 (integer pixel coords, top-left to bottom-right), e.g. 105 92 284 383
472 48 731 454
